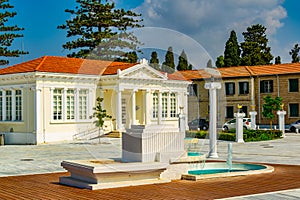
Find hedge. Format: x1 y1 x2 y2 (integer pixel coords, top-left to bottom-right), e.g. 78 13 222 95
186 129 282 142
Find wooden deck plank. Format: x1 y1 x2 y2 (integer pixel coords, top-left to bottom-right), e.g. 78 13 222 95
0 164 299 199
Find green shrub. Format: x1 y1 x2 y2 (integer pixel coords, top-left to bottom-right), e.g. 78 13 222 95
217 133 235 141
186 129 282 142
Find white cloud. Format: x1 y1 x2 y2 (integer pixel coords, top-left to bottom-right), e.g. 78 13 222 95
135 0 287 66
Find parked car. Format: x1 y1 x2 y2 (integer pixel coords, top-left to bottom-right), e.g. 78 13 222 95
188 118 209 130
289 120 300 132
222 118 252 131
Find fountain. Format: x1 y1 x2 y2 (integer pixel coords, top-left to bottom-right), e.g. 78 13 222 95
226 143 232 171
59 76 273 190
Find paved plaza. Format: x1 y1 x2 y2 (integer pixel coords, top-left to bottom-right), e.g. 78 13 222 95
0 133 300 199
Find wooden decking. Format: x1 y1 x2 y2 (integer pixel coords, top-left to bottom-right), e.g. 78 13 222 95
0 163 300 200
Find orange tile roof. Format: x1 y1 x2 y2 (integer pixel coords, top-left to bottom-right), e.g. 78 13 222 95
173 63 300 80
0 56 190 82
0 56 136 76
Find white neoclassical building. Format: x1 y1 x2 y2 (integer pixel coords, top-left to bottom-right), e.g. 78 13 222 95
0 56 190 144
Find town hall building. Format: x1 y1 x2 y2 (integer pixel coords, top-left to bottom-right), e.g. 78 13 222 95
0 56 190 144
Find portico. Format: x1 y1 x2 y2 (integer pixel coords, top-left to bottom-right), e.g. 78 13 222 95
100 59 190 132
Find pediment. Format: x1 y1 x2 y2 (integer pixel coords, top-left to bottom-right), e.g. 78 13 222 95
120 65 167 80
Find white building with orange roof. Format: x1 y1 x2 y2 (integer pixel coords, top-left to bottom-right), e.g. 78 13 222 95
0 56 190 144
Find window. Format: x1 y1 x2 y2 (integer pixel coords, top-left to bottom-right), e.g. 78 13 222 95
289 104 299 117
53 89 63 120
6 90 12 121
66 89 75 120
225 82 235 95
170 93 177 118
0 91 2 121
15 90 22 121
162 93 168 118
239 82 249 95
260 80 273 93
289 79 298 92
226 106 234 118
79 90 88 120
188 84 197 96
152 93 158 118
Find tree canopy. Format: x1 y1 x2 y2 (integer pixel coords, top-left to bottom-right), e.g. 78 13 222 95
224 30 240 67
240 24 273 66
57 0 142 61
0 0 28 65
262 95 282 129
215 55 225 68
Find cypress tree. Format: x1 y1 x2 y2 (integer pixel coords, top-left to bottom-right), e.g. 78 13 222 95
289 44 300 63
177 50 188 71
162 46 175 73
0 0 28 65
58 0 142 61
224 30 240 67
149 51 160 70
275 56 281 64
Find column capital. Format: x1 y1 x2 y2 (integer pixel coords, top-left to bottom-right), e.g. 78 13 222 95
204 82 222 90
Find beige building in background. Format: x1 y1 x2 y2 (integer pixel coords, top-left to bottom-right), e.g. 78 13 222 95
175 63 300 127
0 56 190 144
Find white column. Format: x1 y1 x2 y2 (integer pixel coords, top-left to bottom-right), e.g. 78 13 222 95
144 89 150 125
75 89 79 121
63 88 67 121
131 90 136 126
277 110 286 137
1 90 6 120
35 87 43 143
205 81 221 158
116 89 122 131
11 89 16 121
235 112 245 143
157 91 162 125
249 111 257 130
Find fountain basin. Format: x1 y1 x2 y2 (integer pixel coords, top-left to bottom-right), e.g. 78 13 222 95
182 162 274 180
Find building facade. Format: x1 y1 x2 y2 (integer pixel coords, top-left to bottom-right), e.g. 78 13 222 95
176 63 300 127
0 56 190 144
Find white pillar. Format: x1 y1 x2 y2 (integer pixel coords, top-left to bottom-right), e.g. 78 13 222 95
11 89 16 121
144 89 150 125
116 89 122 131
35 87 43 143
235 112 245 143
158 91 162 125
1 90 6 121
277 110 286 137
249 111 257 130
204 81 221 158
131 90 136 126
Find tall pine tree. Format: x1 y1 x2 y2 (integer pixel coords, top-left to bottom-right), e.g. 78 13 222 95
177 50 188 71
149 51 160 70
58 0 142 61
0 0 28 65
224 30 240 67
162 46 175 73
240 24 273 66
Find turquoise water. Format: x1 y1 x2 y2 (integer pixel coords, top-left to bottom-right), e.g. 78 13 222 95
187 152 203 156
188 169 246 175
188 163 267 175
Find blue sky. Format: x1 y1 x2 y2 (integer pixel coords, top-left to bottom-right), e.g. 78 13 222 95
6 0 300 67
